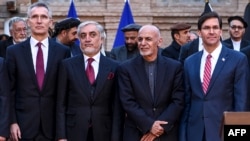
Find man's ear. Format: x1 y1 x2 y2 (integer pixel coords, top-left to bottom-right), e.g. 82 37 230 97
174 33 180 40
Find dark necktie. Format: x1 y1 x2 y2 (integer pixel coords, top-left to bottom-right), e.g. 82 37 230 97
86 58 95 85
203 54 212 94
36 42 44 90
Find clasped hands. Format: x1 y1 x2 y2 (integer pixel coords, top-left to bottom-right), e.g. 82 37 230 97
140 120 168 141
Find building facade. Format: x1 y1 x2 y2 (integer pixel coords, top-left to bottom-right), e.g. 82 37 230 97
0 0 248 51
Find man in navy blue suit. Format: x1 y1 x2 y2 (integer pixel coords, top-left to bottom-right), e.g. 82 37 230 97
179 11 250 141
6 2 70 141
0 57 10 141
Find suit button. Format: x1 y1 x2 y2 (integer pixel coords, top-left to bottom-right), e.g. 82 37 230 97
153 108 157 111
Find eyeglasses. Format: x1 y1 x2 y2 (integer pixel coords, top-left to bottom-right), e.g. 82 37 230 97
230 25 244 30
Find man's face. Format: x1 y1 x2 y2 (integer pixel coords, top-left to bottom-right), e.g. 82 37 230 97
124 31 138 51
10 21 27 43
63 27 78 46
198 18 222 49
79 24 103 57
229 20 245 41
27 6 52 38
138 26 162 61
174 29 191 46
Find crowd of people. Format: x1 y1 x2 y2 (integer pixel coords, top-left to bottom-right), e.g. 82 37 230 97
1 1 250 141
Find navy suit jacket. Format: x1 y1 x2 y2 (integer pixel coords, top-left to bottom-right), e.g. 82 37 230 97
0 57 10 137
118 55 184 141
180 46 250 141
6 38 70 139
56 54 123 141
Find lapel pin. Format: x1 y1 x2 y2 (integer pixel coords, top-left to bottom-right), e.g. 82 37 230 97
222 58 225 61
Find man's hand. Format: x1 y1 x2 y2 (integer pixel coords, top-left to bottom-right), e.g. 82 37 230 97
0 136 6 141
58 139 67 141
140 132 157 141
10 123 21 141
150 120 168 137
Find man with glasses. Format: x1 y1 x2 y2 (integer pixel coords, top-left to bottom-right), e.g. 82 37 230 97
0 17 28 58
223 16 250 51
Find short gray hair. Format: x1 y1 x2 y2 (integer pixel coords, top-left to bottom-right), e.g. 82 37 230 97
27 2 52 19
77 21 106 39
9 17 27 30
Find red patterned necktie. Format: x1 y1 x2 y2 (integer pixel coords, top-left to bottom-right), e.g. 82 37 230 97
36 42 44 90
86 58 95 85
203 54 212 94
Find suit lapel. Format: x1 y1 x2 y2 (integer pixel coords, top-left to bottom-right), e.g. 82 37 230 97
194 51 204 96
74 55 93 102
206 47 228 95
92 55 112 101
21 39 39 89
134 56 154 103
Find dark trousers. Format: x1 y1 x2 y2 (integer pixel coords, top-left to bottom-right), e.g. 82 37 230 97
87 127 94 141
19 129 53 141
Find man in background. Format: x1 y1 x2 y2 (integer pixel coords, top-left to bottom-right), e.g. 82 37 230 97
0 17 27 58
223 16 250 51
52 17 81 57
110 23 141 62
161 22 191 60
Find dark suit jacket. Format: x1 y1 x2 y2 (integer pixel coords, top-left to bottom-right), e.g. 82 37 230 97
180 46 250 141
240 45 250 68
161 40 181 60
110 45 139 62
0 57 10 137
118 55 184 141
6 38 71 139
223 38 250 50
56 54 122 141
0 37 14 58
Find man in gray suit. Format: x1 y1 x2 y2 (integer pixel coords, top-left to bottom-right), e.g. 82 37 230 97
110 23 141 62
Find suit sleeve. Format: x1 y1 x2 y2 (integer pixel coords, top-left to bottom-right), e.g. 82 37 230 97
0 59 10 137
56 61 68 140
233 55 250 111
118 65 155 134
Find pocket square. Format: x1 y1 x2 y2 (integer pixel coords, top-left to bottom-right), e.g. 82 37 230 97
107 72 114 80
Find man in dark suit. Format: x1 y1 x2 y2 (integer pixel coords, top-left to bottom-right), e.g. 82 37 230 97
0 57 10 141
6 2 70 141
110 23 141 62
56 21 122 141
179 11 250 141
223 16 250 51
161 23 191 60
0 17 27 58
52 17 82 57
118 24 184 141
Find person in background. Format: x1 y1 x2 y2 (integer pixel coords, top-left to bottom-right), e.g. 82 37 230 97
110 23 141 62
7 2 70 141
223 16 250 51
0 17 27 58
0 57 10 141
56 21 122 141
52 17 82 57
0 34 9 41
189 31 199 41
161 22 191 60
179 11 250 141
118 24 184 141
